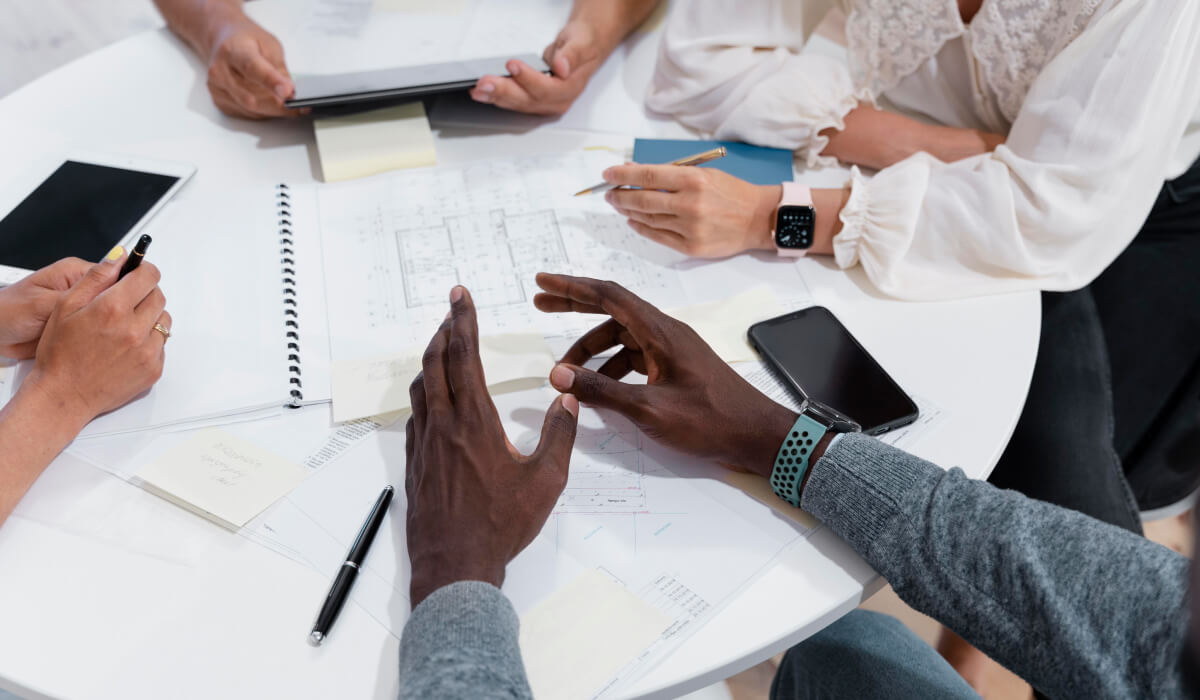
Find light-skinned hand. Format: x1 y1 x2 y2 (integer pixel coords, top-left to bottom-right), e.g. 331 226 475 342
25 249 171 423
470 20 609 115
602 164 783 258
206 15 306 119
405 286 579 608
0 258 91 359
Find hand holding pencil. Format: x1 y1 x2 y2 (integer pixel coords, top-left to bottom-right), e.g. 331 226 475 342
573 146 727 197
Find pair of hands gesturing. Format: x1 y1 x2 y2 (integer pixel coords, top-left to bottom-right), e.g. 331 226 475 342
404 275 797 607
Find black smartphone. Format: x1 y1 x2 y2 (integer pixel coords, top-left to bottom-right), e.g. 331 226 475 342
748 306 919 436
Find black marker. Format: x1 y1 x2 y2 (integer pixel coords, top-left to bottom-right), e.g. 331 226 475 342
119 234 152 279
309 485 394 646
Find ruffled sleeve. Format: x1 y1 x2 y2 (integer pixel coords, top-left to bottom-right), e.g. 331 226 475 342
833 0 1200 300
646 0 864 168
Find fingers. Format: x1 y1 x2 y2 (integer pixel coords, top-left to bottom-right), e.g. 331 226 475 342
135 286 168 329
59 247 125 313
606 188 678 216
404 417 417 502
601 164 696 192
470 60 572 115
534 273 667 344
561 318 633 366
102 262 162 311
549 363 647 420
420 317 452 410
597 348 646 380
530 394 579 472
625 219 691 254
227 42 293 102
151 310 173 346
39 257 91 290
446 286 487 400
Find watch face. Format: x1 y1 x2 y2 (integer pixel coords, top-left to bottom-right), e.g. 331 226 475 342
776 205 815 249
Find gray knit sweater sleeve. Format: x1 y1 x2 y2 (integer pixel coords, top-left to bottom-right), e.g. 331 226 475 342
803 433 1192 700
398 581 533 700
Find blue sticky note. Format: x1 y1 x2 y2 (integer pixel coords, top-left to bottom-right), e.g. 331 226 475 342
632 139 794 185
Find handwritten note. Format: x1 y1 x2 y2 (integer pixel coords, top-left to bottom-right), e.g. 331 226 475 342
330 332 556 422
137 429 310 530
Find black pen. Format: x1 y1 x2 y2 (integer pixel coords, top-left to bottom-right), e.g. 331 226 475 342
119 234 152 279
309 485 394 646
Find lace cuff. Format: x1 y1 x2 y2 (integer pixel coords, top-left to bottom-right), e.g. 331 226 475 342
833 159 933 292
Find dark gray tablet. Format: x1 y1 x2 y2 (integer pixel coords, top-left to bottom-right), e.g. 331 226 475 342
286 54 551 110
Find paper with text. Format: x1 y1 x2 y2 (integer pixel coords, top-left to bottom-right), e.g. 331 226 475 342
330 332 556 422
520 569 673 700
137 429 310 529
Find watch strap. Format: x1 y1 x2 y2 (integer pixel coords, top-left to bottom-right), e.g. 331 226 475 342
769 414 828 508
775 183 814 259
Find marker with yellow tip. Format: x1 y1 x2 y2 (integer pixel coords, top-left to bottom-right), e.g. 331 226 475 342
118 235 152 280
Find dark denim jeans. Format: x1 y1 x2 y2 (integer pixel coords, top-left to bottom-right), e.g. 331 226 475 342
771 610 980 700
989 158 1200 529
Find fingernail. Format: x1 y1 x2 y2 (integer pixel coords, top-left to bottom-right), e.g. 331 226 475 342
510 62 522 77
605 191 614 204
602 168 614 182
478 82 494 94
274 83 289 100
550 364 575 391
450 286 464 303
559 57 571 78
473 91 492 104
562 394 579 417
105 245 125 261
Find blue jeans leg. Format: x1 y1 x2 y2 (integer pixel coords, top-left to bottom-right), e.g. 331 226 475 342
771 610 980 700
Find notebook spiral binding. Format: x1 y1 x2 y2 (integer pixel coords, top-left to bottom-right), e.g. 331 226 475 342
276 184 303 407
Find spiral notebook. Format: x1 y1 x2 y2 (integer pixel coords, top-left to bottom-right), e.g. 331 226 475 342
7 185 335 439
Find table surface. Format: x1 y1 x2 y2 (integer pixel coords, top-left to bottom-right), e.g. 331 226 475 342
0 29 1040 700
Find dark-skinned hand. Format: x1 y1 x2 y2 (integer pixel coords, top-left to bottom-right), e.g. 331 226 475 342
405 286 580 608
534 273 799 478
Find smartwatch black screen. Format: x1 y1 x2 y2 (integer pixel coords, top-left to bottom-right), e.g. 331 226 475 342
776 205 814 249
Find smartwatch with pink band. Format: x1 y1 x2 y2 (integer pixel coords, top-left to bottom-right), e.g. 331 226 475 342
772 182 815 258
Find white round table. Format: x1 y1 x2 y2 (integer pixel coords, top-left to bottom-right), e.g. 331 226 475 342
0 29 1040 700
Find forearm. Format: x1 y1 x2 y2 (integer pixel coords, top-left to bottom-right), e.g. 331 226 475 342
0 379 90 526
820 104 1004 171
802 434 1191 699
153 0 245 58
568 0 659 52
399 581 532 700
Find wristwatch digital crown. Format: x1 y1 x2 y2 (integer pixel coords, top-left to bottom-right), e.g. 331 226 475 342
769 398 860 509
773 182 816 258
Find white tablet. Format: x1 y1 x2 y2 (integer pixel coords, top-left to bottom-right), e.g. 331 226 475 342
0 152 195 285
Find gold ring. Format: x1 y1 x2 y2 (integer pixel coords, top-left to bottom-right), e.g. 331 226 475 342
153 323 171 341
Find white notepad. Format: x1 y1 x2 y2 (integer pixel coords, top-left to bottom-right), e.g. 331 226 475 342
1 186 333 438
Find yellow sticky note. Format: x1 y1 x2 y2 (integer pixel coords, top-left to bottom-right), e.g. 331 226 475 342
137 429 309 530
668 287 784 364
330 333 556 422
520 570 672 700
724 471 820 531
314 102 437 182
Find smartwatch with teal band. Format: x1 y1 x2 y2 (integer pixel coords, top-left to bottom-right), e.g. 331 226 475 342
769 415 827 508
769 399 862 508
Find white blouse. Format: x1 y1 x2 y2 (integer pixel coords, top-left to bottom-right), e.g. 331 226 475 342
646 0 1200 300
